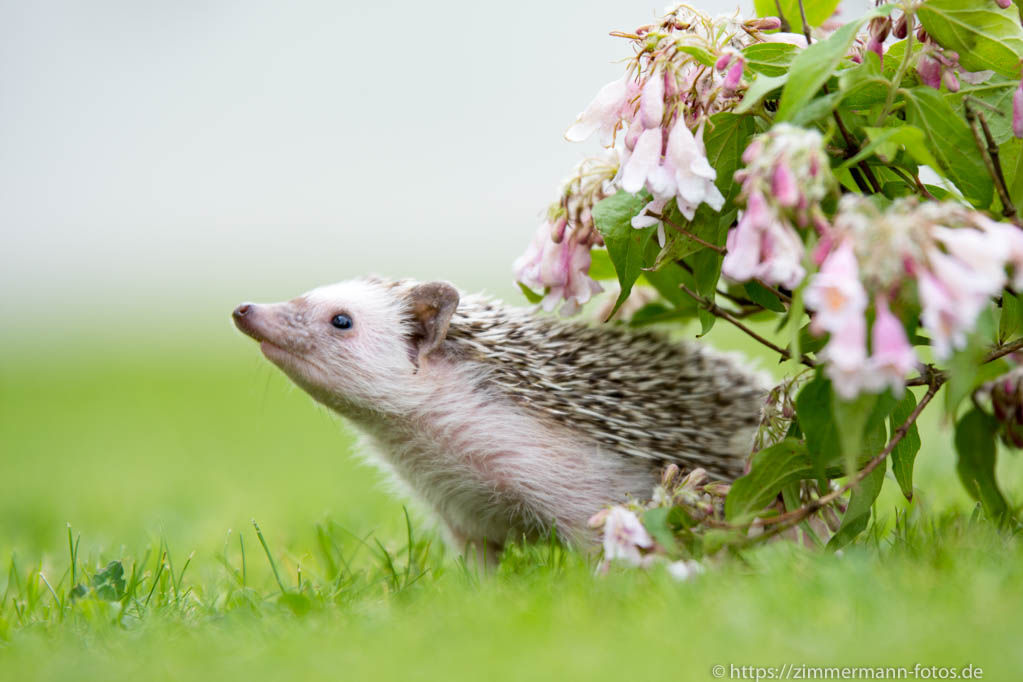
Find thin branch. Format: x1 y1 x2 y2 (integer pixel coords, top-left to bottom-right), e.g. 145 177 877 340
875 11 914 128
756 279 792 304
796 0 812 45
965 100 1021 223
772 0 791 33
904 337 1023 387
887 165 937 200
833 109 883 194
978 110 1019 221
652 212 726 254
746 378 943 542
678 282 817 369
983 336 1023 365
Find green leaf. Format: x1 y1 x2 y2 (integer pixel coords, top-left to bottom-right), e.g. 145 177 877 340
889 390 922 500
627 302 695 327
703 113 757 201
839 125 941 172
946 81 1019 146
833 391 879 477
725 439 814 522
676 44 717 67
776 16 872 122
826 458 887 550
788 91 843 127
798 323 829 354
692 246 723 336
917 0 1023 79
587 248 618 281
835 58 891 109
517 282 543 304
742 42 799 76
1000 137 1022 215
944 308 1004 415
744 280 787 312
753 0 842 33
734 73 788 115
593 191 657 319
903 86 994 208
1000 290 1023 344
91 560 126 602
955 408 1011 521
643 262 695 310
641 507 680 553
795 372 839 476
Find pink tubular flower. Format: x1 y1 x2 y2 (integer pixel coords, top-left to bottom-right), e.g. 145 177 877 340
917 252 989 360
823 314 882 400
996 0 1012 8
1014 78 1023 139
931 225 1008 294
513 220 602 316
983 219 1023 289
720 56 745 93
722 191 805 289
722 125 834 289
916 55 943 89
722 193 765 281
772 162 799 207
804 239 867 334
869 297 917 397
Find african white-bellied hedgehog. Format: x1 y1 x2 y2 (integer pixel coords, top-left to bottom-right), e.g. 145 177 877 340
232 277 769 557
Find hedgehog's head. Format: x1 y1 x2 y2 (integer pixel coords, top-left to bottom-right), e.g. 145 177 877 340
232 278 460 414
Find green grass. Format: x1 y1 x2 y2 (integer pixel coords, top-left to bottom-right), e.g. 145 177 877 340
2 330 1022 681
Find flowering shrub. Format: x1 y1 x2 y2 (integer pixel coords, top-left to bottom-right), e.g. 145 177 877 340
515 1 1023 570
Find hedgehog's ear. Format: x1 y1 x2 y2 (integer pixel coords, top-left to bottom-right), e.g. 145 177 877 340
406 281 459 365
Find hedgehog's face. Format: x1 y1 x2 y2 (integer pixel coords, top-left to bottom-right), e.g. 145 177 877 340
232 279 459 414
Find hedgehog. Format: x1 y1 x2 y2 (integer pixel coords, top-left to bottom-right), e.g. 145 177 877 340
232 277 769 559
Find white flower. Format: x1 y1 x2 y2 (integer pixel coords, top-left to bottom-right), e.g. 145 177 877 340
665 559 705 581
565 76 631 145
664 119 723 219
620 128 663 194
918 251 990 360
932 226 1007 296
602 506 653 565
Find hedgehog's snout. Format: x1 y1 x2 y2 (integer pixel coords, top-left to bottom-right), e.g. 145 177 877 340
233 302 266 341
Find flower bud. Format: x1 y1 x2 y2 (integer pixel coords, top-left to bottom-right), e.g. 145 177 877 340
722 57 745 93
660 463 680 488
942 69 960 93
749 16 782 31
981 368 1023 449
893 13 908 39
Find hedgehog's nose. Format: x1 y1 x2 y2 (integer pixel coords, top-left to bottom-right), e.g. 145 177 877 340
233 303 253 319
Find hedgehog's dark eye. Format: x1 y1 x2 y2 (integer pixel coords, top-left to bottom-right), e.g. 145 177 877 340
331 314 353 330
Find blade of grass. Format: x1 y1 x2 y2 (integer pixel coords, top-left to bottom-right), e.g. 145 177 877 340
252 519 287 595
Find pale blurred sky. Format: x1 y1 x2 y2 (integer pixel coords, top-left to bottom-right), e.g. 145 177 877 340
0 0 867 331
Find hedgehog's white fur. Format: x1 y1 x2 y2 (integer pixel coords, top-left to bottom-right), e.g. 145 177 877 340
234 277 769 557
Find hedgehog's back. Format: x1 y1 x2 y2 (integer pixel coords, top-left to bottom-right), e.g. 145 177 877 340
445 294 770 479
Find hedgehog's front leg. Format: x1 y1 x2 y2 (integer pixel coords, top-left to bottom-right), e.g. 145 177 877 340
443 523 503 569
